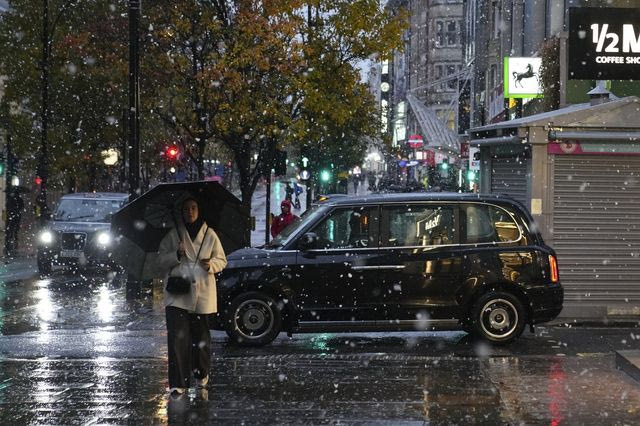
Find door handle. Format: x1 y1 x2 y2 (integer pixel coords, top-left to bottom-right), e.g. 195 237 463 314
281 267 292 273
377 265 406 270
350 265 406 271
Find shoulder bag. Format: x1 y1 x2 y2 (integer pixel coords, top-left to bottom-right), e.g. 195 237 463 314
166 225 209 294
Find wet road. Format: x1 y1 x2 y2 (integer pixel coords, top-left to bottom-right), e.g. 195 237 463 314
1 261 640 424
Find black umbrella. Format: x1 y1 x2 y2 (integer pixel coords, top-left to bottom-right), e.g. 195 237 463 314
110 181 250 280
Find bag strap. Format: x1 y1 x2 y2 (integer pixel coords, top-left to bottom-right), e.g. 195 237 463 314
188 224 209 274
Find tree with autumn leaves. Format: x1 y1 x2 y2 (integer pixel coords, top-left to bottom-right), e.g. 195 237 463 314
144 0 406 211
0 0 406 216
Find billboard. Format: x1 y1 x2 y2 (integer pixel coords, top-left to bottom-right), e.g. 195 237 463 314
503 57 543 99
569 7 640 80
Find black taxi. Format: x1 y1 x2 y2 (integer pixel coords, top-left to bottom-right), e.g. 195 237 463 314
214 193 563 346
36 192 130 274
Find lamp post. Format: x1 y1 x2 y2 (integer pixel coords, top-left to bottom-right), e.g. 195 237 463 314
36 0 51 224
128 0 141 199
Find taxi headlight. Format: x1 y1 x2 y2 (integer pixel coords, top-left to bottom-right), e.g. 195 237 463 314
39 231 54 245
97 232 112 246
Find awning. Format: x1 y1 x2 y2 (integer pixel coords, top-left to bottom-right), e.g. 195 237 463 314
406 94 460 153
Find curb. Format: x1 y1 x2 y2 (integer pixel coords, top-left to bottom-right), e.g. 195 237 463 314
616 350 640 382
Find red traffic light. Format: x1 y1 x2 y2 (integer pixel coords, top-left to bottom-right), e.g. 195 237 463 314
167 145 179 159
34 176 42 185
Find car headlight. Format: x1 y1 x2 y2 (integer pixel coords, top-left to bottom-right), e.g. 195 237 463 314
39 231 54 245
97 232 112 246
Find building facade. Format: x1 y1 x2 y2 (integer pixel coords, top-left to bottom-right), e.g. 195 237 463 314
465 0 640 319
385 0 464 186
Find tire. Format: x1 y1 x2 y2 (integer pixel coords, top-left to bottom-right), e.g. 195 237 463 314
471 291 526 345
37 252 52 276
226 291 282 347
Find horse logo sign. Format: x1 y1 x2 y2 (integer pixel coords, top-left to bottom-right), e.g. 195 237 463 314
512 63 537 88
504 57 543 99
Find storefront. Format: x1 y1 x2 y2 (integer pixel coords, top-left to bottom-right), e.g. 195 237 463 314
469 95 640 318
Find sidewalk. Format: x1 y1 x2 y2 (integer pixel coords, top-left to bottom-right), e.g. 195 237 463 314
0 256 37 281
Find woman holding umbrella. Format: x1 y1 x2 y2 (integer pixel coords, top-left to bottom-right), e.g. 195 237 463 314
157 197 227 397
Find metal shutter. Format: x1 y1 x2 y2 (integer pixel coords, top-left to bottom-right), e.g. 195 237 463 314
490 157 529 208
553 155 640 303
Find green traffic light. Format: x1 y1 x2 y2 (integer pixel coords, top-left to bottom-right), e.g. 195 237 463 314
320 169 331 182
0 164 4 175
440 162 449 170
467 170 476 181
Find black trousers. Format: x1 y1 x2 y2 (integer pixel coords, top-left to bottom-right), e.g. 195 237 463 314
165 306 211 389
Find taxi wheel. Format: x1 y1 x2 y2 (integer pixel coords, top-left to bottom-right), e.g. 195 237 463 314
471 291 526 345
227 292 282 347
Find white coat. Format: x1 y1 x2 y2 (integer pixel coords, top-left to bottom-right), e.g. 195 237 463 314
157 222 227 314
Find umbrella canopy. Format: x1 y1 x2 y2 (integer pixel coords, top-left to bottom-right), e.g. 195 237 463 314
111 181 250 280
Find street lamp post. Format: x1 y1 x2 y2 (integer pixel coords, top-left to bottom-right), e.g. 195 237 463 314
128 0 141 199
36 0 51 224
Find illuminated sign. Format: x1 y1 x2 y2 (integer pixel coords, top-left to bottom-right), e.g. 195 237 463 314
503 57 543 98
569 7 640 80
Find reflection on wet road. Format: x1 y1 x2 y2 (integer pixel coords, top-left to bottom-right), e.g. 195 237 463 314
2 351 639 424
1 264 640 423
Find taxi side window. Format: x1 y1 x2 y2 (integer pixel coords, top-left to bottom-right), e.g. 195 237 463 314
383 204 455 247
463 204 521 244
309 207 375 249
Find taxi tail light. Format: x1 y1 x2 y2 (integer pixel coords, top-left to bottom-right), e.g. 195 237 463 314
549 255 559 283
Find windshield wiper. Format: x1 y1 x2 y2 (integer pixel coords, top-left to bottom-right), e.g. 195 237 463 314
62 214 95 221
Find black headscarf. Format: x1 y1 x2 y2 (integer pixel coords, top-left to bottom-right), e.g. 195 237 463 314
185 217 204 241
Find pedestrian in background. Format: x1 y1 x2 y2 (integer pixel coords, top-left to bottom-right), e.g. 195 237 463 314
285 182 294 202
157 197 227 398
293 182 303 209
5 188 23 258
270 199 299 238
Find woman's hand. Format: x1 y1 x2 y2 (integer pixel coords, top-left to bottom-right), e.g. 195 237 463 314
177 240 186 259
199 258 211 271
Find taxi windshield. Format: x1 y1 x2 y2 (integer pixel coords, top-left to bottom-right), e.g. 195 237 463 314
269 204 327 248
53 198 124 223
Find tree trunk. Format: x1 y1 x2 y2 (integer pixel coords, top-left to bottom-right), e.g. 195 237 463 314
236 149 254 246
197 139 205 180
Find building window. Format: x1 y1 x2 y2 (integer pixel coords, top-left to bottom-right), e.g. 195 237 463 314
435 21 444 47
492 1 502 39
446 65 457 91
490 64 497 89
434 64 444 91
446 21 458 46
436 20 459 47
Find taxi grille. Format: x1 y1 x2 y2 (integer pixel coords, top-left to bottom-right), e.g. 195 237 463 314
61 233 87 250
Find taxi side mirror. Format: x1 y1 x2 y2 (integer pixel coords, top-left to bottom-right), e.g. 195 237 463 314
299 232 318 251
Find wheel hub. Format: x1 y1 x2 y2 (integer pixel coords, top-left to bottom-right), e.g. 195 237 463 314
488 308 510 330
242 308 266 331
234 299 275 339
479 298 519 339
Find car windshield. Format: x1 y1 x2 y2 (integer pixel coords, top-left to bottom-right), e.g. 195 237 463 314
269 204 328 248
53 198 124 223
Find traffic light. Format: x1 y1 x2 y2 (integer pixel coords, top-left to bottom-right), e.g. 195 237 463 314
467 169 476 181
440 159 449 171
166 145 179 160
320 169 332 182
0 154 5 175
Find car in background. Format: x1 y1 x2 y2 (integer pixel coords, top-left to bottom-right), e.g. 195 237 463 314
36 192 130 275
213 192 563 346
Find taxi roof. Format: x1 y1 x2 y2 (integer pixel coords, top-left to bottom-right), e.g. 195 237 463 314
60 192 129 200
